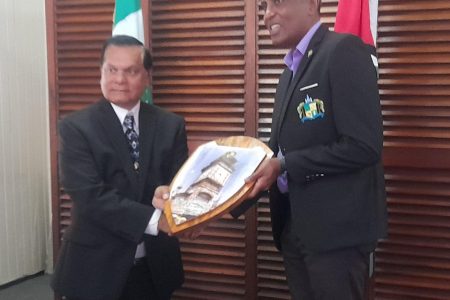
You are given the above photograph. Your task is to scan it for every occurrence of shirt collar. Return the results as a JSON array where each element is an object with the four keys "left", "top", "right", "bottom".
[
  {"left": 284, "top": 21, "right": 321, "bottom": 72},
  {"left": 110, "top": 101, "right": 141, "bottom": 133}
]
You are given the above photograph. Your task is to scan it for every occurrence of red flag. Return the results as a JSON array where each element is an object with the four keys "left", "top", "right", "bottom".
[{"left": 334, "top": 0, "right": 378, "bottom": 47}]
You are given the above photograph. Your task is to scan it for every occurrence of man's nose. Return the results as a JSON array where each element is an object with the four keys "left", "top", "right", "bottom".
[
  {"left": 115, "top": 71, "right": 126, "bottom": 83},
  {"left": 264, "top": 3, "right": 275, "bottom": 21}
]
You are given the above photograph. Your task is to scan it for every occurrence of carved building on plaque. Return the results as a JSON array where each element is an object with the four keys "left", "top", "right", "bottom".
[{"left": 171, "top": 151, "right": 237, "bottom": 224}]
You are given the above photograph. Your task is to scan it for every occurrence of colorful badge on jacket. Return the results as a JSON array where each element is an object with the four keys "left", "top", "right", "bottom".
[{"left": 297, "top": 94, "right": 325, "bottom": 123}]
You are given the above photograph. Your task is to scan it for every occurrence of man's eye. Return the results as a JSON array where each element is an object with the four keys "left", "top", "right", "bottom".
[
  {"left": 109, "top": 67, "right": 117, "bottom": 74},
  {"left": 125, "top": 69, "right": 139, "bottom": 76}
]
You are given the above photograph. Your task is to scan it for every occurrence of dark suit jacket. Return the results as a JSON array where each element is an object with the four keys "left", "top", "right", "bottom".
[
  {"left": 51, "top": 99, "right": 188, "bottom": 300},
  {"left": 269, "top": 25, "right": 388, "bottom": 252}
]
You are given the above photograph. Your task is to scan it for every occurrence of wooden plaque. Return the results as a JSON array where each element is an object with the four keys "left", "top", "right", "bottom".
[{"left": 163, "top": 136, "right": 273, "bottom": 234}]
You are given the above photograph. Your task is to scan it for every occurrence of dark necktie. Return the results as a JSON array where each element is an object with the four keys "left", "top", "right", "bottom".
[{"left": 123, "top": 114, "right": 139, "bottom": 171}]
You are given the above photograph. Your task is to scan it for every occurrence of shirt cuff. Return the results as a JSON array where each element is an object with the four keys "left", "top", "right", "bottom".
[{"left": 145, "top": 209, "right": 162, "bottom": 236}]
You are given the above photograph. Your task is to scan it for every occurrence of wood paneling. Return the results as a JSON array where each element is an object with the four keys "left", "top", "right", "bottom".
[
  {"left": 55, "top": 0, "right": 114, "bottom": 117},
  {"left": 375, "top": 0, "right": 450, "bottom": 298},
  {"left": 149, "top": 1, "right": 257, "bottom": 299},
  {"left": 48, "top": 0, "right": 450, "bottom": 299},
  {"left": 150, "top": 0, "right": 249, "bottom": 150}
]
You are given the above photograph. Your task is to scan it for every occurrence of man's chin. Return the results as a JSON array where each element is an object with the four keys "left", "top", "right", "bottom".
[
  {"left": 109, "top": 98, "right": 127, "bottom": 104},
  {"left": 108, "top": 98, "right": 139, "bottom": 108},
  {"left": 270, "top": 38, "right": 287, "bottom": 49}
]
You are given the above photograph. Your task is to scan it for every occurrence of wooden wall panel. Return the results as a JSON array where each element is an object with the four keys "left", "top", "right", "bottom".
[
  {"left": 55, "top": 0, "right": 114, "bottom": 117},
  {"left": 150, "top": 0, "right": 248, "bottom": 150},
  {"left": 375, "top": 0, "right": 450, "bottom": 298},
  {"left": 149, "top": 1, "right": 256, "bottom": 299}
]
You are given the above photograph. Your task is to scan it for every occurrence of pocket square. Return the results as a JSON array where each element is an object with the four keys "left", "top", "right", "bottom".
[{"left": 300, "top": 83, "right": 318, "bottom": 91}]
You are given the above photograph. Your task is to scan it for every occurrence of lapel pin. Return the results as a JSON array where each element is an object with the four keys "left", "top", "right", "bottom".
[{"left": 308, "top": 49, "right": 313, "bottom": 58}]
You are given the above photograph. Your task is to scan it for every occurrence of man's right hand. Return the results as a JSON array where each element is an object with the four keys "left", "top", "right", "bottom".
[
  {"left": 245, "top": 157, "right": 281, "bottom": 198},
  {"left": 153, "top": 185, "right": 206, "bottom": 239}
]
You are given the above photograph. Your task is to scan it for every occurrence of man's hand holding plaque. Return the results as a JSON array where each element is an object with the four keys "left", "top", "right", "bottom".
[{"left": 152, "top": 185, "right": 205, "bottom": 239}]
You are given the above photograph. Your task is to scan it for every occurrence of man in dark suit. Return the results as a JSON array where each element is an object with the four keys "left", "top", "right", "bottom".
[
  {"left": 51, "top": 35, "right": 188, "bottom": 300},
  {"left": 243, "top": 0, "right": 388, "bottom": 299}
]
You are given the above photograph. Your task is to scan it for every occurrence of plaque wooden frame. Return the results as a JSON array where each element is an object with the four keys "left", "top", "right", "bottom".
[{"left": 163, "top": 136, "right": 273, "bottom": 234}]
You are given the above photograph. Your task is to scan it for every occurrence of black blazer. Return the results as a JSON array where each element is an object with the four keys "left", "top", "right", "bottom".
[
  {"left": 269, "top": 25, "right": 388, "bottom": 252},
  {"left": 51, "top": 99, "right": 188, "bottom": 300}
]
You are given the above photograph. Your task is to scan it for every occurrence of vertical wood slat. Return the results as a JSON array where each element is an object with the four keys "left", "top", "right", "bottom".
[
  {"left": 243, "top": 1, "right": 259, "bottom": 299},
  {"left": 47, "top": 0, "right": 62, "bottom": 280}
]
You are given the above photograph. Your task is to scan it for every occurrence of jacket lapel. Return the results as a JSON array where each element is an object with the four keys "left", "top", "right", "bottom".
[
  {"left": 271, "top": 68, "right": 292, "bottom": 151},
  {"left": 97, "top": 99, "right": 139, "bottom": 192},
  {"left": 137, "top": 103, "right": 158, "bottom": 202},
  {"left": 276, "top": 25, "right": 329, "bottom": 140}
]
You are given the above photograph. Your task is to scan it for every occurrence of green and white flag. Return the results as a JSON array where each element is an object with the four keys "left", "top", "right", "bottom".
[
  {"left": 113, "top": 0, "right": 144, "bottom": 42},
  {"left": 113, "top": 0, "right": 152, "bottom": 104}
]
